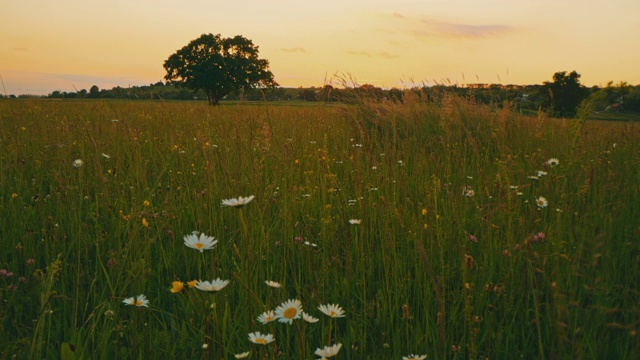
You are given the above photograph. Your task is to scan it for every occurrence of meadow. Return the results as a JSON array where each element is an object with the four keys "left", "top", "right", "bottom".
[{"left": 0, "top": 94, "right": 638, "bottom": 359}]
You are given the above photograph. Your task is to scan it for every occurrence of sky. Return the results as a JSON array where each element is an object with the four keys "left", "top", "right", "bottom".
[{"left": 1, "top": 0, "right": 639, "bottom": 95}]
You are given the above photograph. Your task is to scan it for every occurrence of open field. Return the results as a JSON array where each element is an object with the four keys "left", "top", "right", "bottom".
[{"left": 1, "top": 97, "right": 639, "bottom": 359}]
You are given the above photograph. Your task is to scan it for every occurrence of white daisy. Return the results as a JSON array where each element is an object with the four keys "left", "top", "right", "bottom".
[
  {"left": 302, "top": 312, "right": 319, "bottom": 323},
  {"left": 274, "top": 299, "right": 303, "bottom": 324},
  {"left": 256, "top": 310, "right": 276, "bottom": 324},
  {"left": 248, "top": 332, "right": 274, "bottom": 345},
  {"left": 221, "top": 195, "right": 255, "bottom": 207},
  {"left": 72, "top": 159, "right": 83, "bottom": 168},
  {"left": 183, "top": 232, "right": 218, "bottom": 252},
  {"left": 536, "top": 196, "right": 548, "bottom": 208},
  {"left": 101, "top": 153, "right": 111, "bottom": 159},
  {"left": 195, "top": 278, "right": 229, "bottom": 292},
  {"left": 537, "top": 170, "right": 548, "bottom": 177},
  {"left": 265, "top": 280, "right": 281, "bottom": 288},
  {"left": 122, "top": 294, "right": 149, "bottom": 308},
  {"left": 349, "top": 219, "right": 361, "bottom": 225},
  {"left": 234, "top": 351, "right": 250, "bottom": 358},
  {"left": 546, "top": 158, "right": 559, "bottom": 166},
  {"left": 314, "top": 343, "right": 342, "bottom": 358},
  {"left": 403, "top": 355, "right": 427, "bottom": 360},
  {"left": 318, "top": 303, "right": 345, "bottom": 318}
]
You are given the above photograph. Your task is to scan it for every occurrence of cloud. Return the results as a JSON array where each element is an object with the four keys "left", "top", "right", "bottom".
[
  {"left": 424, "top": 20, "right": 515, "bottom": 38},
  {"left": 347, "top": 50, "right": 398, "bottom": 59},
  {"left": 280, "top": 47, "right": 308, "bottom": 53}
]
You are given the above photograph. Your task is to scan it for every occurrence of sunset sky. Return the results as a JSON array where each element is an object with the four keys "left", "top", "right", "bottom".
[{"left": 2, "top": 0, "right": 639, "bottom": 95}]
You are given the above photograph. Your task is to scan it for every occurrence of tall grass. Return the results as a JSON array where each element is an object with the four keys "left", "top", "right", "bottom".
[{"left": 0, "top": 97, "right": 638, "bottom": 359}]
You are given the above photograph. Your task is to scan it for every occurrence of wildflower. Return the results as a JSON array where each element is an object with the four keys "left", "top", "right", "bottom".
[
  {"left": 248, "top": 331, "right": 275, "bottom": 345},
  {"left": 195, "top": 278, "right": 229, "bottom": 292},
  {"left": 122, "top": 294, "right": 149, "bottom": 308},
  {"left": 302, "top": 312, "right": 320, "bottom": 323},
  {"left": 73, "top": 159, "right": 84, "bottom": 168},
  {"left": 318, "top": 303, "right": 345, "bottom": 318},
  {"left": 11, "top": 193, "right": 18, "bottom": 199},
  {"left": 257, "top": 310, "right": 276, "bottom": 324},
  {"left": 537, "top": 170, "right": 548, "bottom": 177},
  {"left": 546, "top": 158, "right": 559, "bottom": 166},
  {"left": 170, "top": 281, "right": 184, "bottom": 293},
  {"left": 235, "top": 352, "right": 250, "bottom": 359},
  {"left": 202, "top": 343, "right": 208, "bottom": 349},
  {"left": 468, "top": 234, "right": 478, "bottom": 243},
  {"left": 187, "top": 280, "right": 197, "bottom": 288},
  {"left": 528, "top": 176, "right": 539, "bottom": 180},
  {"left": 403, "top": 355, "right": 427, "bottom": 360},
  {"left": 314, "top": 343, "right": 342, "bottom": 358},
  {"left": 221, "top": 195, "right": 255, "bottom": 207},
  {"left": 101, "top": 153, "right": 111, "bottom": 159},
  {"left": 536, "top": 196, "right": 548, "bottom": 208},
  {"left": 265, "top": 280, "right": 281, "bottom": 288},
  {"left": 303, "top": 241, "right": 318, "bottom": 247},
  {"left": 183, "top": 232, "right": 218, "bottom": 252},
  {"left": 294, "top": 236, "right": 303, "bottom": 244},
  {"left": 533, "top": 232, "right": 546, "bottom": 242},
  {"left": 421, "top": 208, "right": 427, "bottom": 216},
  {"left": 349, "top": 219, "right": 361, "bottom": 225},
  {"left": 274, "top": 299, "right": 303, "bottom": 324},
  {"left": 463, "top": 187, "right": 475, "bottom": 197},
  {"left": 142, "top": 218, "right": 149, "bottom": 227}
]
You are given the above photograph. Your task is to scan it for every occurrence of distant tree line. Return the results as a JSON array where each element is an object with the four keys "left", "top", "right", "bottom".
[{"left": 2, "top": 71, "right": 639, "bottom": 119}]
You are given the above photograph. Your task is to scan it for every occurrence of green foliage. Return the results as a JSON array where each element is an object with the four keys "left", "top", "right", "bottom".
[
  {"left": 539, "top": 71, "right": 591, "bottom": 118},
  {"left": 0, "top": 98, "right": 639, "bottom": 359},
  {"left": 163, "top": 33, "right": 278, "bottom": 105}
]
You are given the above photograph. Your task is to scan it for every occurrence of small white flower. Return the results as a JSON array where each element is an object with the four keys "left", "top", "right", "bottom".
[
  {"left": 318, "top": 303, "right": 345, "bottom": 318},
  {"left": 528, "top": 176, "right": 539, "bottom": 180},
  {"left": 202, "top": 343, "right": 208, "bottom": 349},
  {"left": 195, "top": 278, "right": 230, "bottom": 292},
  {"left": 403, "top": 355, "right": 427, "bottom": 360},
  {"left": 257, "top": 310, "right": 276, "bottom": 324},
  {"left": 122, "top": 294, "right": 149, "bottom": 308},
  {"left": 235, "top": 351, "right": 250, "bottom": 359},
  {"left": 72, "top": 159, "right": 84, "bottom": 168},
  {"left": 536, "top": 196, "right": 548, "bottom": 208},
  {"left": 546, "top": 158, "right": 559, "bottom": 166},
  {"left": 537, "top": 170, "right": 548, "bottom": 177},
  {"left": 314, "top": 343, "right": 342, "bottom": 358},
  {"left": 183, "top": 232, "right": 218, "bottom": 252},
  {"left": 274, "top": 299, "right": 303, "bottom": 324},
  {"left": 302, "top": 312, "right": 319, "bottom": 323},
  {"left": 101, "top": 153, "right": 111, "bottom": 159},
  {"left": 221, "top": 195, "right": 255, "bottom": 207},
  {"left": 265, "top": 280, "right": 281, "bottom": 288},
  {"left": 349, "top": 219, "right": 361, "bottom": 225},
  {"left": 248, "top": 332, "right": 275, "bottom": 345}
]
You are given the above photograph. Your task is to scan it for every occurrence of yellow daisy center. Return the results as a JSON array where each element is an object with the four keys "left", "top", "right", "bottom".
[
  {"left": 537, "top": 200, "right": 544, "bottom": 206},
  {"left": 256, "top": 338, "right": 267, "bottom": 344},
  {"left": 135, "top": 300, "right": 142, "bottom": 306},
  {"left": 283, "top": 307, "right": 298, "bottom": 319},
  {"left": 195, "top": 243, "right": 204, "bottom": 249}
]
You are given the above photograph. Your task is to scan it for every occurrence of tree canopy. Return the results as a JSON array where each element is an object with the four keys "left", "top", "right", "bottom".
[
  {"left": 163, "top": 33, "right": 278, "bottom": 105},
  {"left": 539, "top": 71, "right": 590, "bottom": 118}
]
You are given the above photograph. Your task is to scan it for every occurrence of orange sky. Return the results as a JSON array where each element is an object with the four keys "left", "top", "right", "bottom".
[{"left": 1, "top": 0, "right": 639, "bottom": 95}]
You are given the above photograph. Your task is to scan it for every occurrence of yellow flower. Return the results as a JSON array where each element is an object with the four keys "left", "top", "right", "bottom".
[
  {"left": 142, "top": 218, "right": 149, "bottom": 227},
  {"left": 187, "top": 280, "right": 197, "bottom": 288},
  {"left": 421, "top": 208, "right": 427, "bottom": 216},
  {"left": 11, "top": 193, "right": 18, "bottom": 199},
  {"left": 170, "top": 281, "right": 184, "bottom": 293},
  {"left": 143, "top": 200, "right": 150, "bottom": 207}
]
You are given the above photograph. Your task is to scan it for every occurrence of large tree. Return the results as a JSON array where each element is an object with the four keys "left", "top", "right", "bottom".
[
  {"left": 163, "top": 33, "right": 278, "bottom": 105},
  {"left": 540, "top": 71, "right": 590, "bottom": 118}
]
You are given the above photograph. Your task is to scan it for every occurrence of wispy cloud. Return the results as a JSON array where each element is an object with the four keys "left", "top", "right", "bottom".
[
  {"left": 280, "top": 47, "right": 308, "bottom": 53},
  {"left": 389, "top": 13, "right": 516, "bottom": 40},
  {"left": 347, "top": 50, "right": 398, "bottom": 59},
  {"left": 423, "top": 20, "right": 515, "bottom": 38}
]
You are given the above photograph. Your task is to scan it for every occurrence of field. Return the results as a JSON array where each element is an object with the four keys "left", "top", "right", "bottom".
[{"left": 1, "top": 96, "right": 639, "bottom": 359}]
